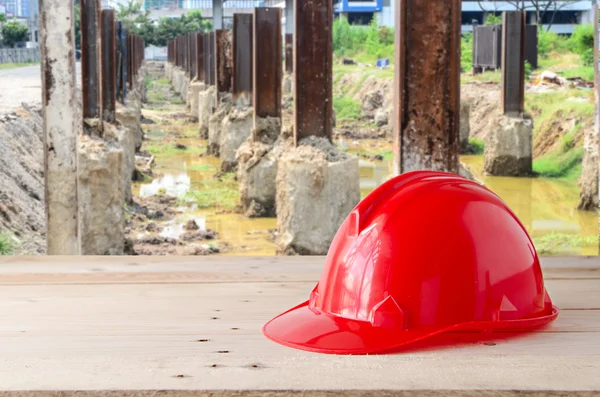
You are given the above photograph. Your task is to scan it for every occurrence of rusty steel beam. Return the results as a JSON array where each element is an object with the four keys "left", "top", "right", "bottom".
[
  {"left": 127, "top": 33, "right": 133, "bottom": 89},
  {"left": 233, "top": 14, "right": 253, "bottom": 104},
  {"left": 501, "top": 11, "right": 526, "bottom": 115},
  {"left": 80, "top": 0, "right": 102, "bottom": 134},
  {"left": 210, "top": 31, "right": 216, "bottom": 86},
  {"left": 120, "top": 24, "right": 128, "bottom": 102},
  {"left": 285, "top": 33, "right": 293, "bottom": 74},
  {"left": 101, "top": 9, "right": 116, "bottom": 123},
  {"left": 294, "top": 1, "right": 331, "bottom": 142},
  {"left": 253, "top": 8, "right": 281, "bottom": 119},
  {"left": 190, "top": 32, "right": 198, "bottom": 80},
  {"left": 196, "top": 33, "right": 205, "bottom": 82},
  {"left": 393, "top": 0, "right": 461, "bottom": 175},
  {"left": 39, "top": 0, "right": 80, "bottom": 255},
  {"left": 215, "top": 29, "right": 233, "bottom": 94},
  {"left": 204, "top": 33, "right": 211, "bottom": 85}
]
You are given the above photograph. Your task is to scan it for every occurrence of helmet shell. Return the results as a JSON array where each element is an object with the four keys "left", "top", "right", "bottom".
[{"left": 263, "top": 171, "right": 558, "bottom": 354}]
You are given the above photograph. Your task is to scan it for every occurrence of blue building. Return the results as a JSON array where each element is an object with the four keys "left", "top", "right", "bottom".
[
  {"left": 0, "top": 0, "right": 19, "bottom": 17},
  {"left": 335, "top": 0, "right": 594, "bottom": 34},
  {"left": 20, "top": 0, "right": 38, "bottom": 19},
  {"left": 334, "top": 0, "right": 386, "bottom": 25}
]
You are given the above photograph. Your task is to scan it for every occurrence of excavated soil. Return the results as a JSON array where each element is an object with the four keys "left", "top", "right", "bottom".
[{"left": 0, "top": 105, "right": 46, "bottom": 255}]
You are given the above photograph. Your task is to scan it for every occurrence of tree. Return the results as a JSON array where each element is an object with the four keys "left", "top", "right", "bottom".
[
  {"left": 0, "top": 13, "right": 6, "bottom": 25},
  {"left": 1, "top": 19, "right": 29, "bottom": 48},
  {"left": 477, "top": 0, "right": 579, "bottom": 31},
  {"left": 74, "top": 4, "right": 81, "bottom": 49}
]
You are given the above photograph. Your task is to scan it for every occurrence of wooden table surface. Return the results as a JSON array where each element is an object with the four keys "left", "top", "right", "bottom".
[{"left": 0, "top": 256, "right": 599, "bottom": 396}]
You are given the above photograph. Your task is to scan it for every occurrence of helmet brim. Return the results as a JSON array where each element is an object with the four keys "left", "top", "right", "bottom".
[{"left": 263, "top": 301, "right": 559, "bottom": 355}]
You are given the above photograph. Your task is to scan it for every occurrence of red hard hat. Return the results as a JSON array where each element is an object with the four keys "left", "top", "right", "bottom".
[{"left": 263, "top": 171, "right": 559, "bottom": 354}]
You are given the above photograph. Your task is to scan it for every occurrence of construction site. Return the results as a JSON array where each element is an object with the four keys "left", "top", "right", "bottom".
[{"left": 0, "top": 0, "right": 599, "bottom": 394}]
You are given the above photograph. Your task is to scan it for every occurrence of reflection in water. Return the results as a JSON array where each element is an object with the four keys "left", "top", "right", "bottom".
[
  {"left": 136, "top": 122, "right": 597, "bottom": 256},
  {"left": 461, "top": 155, "right": 598, "bottom": 256},
  {"left": 140, "top": 172, "right": 191, "bottom": 198}
]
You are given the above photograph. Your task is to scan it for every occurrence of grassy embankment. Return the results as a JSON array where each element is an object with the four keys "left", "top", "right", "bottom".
[{"left": 333, "top": 19, "right": 595, "bottom": 182}]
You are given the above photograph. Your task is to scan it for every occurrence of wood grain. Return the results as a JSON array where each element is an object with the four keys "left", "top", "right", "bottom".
[{"left": 0, "top": 257, "right": 597, "bottom": 394}]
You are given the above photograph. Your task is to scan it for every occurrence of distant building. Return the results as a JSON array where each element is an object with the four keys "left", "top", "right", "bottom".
[
  {"left": 335, "top": 0, "right": 594, "bottom": 34},
  {"left": 0, "top": 0, "right": 19, "bottom": 17},
  {"left": 19, "top": 0, "right": 38, "bottom": 19}
]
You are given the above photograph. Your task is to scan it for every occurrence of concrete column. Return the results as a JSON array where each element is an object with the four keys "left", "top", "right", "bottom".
[
  {"left": 208, "top": 29, "right": 233, "bottom": 156},
  {"left": 484, "top": 11, "right": 533, "bottom": 176},
  {"left": 39, "top": 0, "right": 80, "bottom": 255},
  {"left": 276, "top": 0, "right": 360, "bottom": 255},
  {"left": 393, "top": 0, "right": 461, "bottom": 175},
  {"left": 213, "top": 0, "right": 223, "bottom": 30},
  {"left": 579, "top": 3, "right": 600, "bottom": 210},
  {"left": 78, "top": 0, "right": 125, "bottom": 255}
]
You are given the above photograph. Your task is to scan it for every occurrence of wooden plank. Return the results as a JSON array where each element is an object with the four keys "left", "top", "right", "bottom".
[
  {"left": 0, "top": 280, "right": 599, "bottom": 392},
  {"left": 0, "top": 257, "right": 597, "bottom": 285}
]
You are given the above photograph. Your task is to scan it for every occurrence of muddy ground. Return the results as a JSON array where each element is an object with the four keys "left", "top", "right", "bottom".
[{"left": 0, "top": 62, "right": 597, "bottom": 256}]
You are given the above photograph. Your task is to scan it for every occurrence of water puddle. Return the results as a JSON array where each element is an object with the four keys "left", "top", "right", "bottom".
[
  {"left": 462, "top": 155, "right": 598, "bottom": 256},
  {"left": 136, "top": 107, "right": 597, "bottom": 257}
]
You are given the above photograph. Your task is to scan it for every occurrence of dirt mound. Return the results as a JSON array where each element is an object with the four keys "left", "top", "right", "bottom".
[
  {"left": 461, "top": 82, "right": 502, "bottom": 142},
  {"left": 0, "top": 105, "right": 46, "bottom": 255}
]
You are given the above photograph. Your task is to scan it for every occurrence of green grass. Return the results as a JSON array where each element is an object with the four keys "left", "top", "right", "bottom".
[
  {"left": 526, "top": 90, "right": 594, "bottom": 138},
  {"left": 0, "top": 233, "right": 14, "bottom": 255},
  {"left": 461, "top": 70, "right": 502, "bottom": 84},
  {"left": 333, "top": 97, "right": 361, "bottom": 120},
  {"left": 170, "top": 97, "right": 185, "bottom": 105},
  {"left": 0, "top": 62, "right": 38, "bottom": 70},
  {"left": 558, "top": 66, "right": 594, "bottom": 82},
  {"left": 349, "top": 73, "right": 370, "bottom": 97},
  {"left": 183, "top": 129, "right": 199, "bottom": 138},
  {"left": 468, "top": 138, "right": 485, "bottom": 155},
  {"left": 181, "top": 174, "right": 238, "bottom": 210},
  {"left": 147, "top": 91, "right": 167, "bottom": 104},
  {"left": 333, "top": 63, "right": 394, "bottom": 80},
  {"left": 533, "top": 233, "right": 598, "bottom": 256},
  {"left": 533, "top": 147, "right": 584, "bottom": 181}
]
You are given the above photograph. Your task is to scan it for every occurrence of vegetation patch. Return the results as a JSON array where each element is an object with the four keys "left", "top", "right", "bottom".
[
  {"left": 468, "top": 138, "right": 485, "bottom": 155},
  {"left": 526, "top": 91, "right": 593, "bottom": 139},
  {"left": 333, "top": 17, "right": 394, "bottom": 64},
  {"left": 181, "top": 174, "right": 238, "bottom": 210},
  {"left": 170, "top": 97, "right": 186, "bottom": 105},
  {"left": 533, "top": 233, "right": 598, "bottom": 256},
  {"left": 147, "top": 91, "right": 167, "bottom": 104},
  {"left": 333, "top": 97, "right": 361, "bottom": 120},
  {"left": 0, "top": 233, "right": 14, "bottom": 256},
  {"left": 533, "top": 146, "right": 584, "bottom": 181}
]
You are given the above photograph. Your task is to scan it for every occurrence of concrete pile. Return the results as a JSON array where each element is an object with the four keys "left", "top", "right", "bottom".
[
  {"left": 578, "top": 124, "right": 599, "bottom": 211},
  {"left": 484, "top": 113, "right": 533, "bottom": 176},
  {"left": 236, "top": 117, "right": 285, "bottom": 218},
  {"left": 207, "top": 94, "right": 232, "bottom": 156},
  {"left": 276, "top": 136, "right": 361, "bottom": 255},
  {"left": 220, "top": 104, "right": 253, "bottom": 172},
  {"left": 79, "top": 64, "right": 148, "bottom": 255}
]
